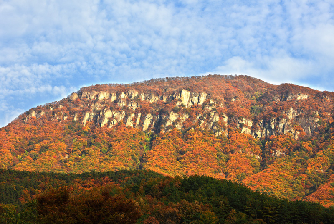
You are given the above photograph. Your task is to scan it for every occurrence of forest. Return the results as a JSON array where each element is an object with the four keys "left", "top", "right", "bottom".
[
  {"left": 1, "top": 169, "right": 334, "bottom": 223},
  {"left": 1, "top": 121, "right": 334, "bottom": 207}
]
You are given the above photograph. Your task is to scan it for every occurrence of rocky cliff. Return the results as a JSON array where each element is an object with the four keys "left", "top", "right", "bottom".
[{"left": 22, "top": 75, "right": 333, "bottom": 139}]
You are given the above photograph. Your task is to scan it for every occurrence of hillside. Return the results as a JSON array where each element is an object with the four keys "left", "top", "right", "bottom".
[{"left": 1, "top": 74, "right": 334, "bottom": 206}]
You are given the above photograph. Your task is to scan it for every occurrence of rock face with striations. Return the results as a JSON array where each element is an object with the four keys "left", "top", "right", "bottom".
[{"left": 21, "top": 75, "right": 333, "bottom": 139}]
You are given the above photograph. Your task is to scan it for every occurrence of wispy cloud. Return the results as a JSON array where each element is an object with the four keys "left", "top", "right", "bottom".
[
  {"left": 211, "top": 56, "right": 317, "bottom": 85},
  {"left": 0, "top": 0, "right": 334, "bottom": 127}
]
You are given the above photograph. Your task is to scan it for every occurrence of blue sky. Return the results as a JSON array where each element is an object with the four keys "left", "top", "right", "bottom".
[{"left": 1, "top": 0, "right": 334, "bottom": 127}]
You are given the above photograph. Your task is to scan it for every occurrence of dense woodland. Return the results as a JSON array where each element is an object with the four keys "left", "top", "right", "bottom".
[
  {"left": 1, "top": 169, "right": 334, "bottom": 223},
  {"left": 1, "top": 75, "right": 334, "bottom": 222}
]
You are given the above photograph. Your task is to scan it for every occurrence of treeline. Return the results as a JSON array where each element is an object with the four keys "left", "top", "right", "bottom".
[{"left": 1, "top": 169, "right": 333, "bottom": 223}]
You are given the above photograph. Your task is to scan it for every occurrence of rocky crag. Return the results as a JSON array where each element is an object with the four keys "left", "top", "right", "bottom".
[{"left": 23, "top": 75, "right": 333, "bottom": 139}]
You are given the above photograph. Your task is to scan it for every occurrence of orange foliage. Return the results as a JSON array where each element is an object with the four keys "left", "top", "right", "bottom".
[{"left": 306, "top": 175, "right": 334, "bottom": 208}]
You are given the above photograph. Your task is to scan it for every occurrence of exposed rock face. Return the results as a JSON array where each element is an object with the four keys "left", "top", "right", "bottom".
[
  {"left": 174, "top": 90, "right": 208, "bottom": 107},
  {"left": 83, "top": 112, "right": 94, "bottom": 126},
  {"left": 100, "top": 109, "right": 112, "bottom": 127},
  {"left": 128, "top": 89, "right": 138, "bottom": 99},
  {"left": 136, "top": 113, "right": 142, "bottom": 127},
  {"left": 198, "top": 92, "right": 207, "bottom": 105},
  {"left": 165, "top": 112, "right": 179, "bottom": 127},
  {"left": 70, "top": 88, "right": 211, "bottom": 133},
  {"left": 98, "top": 92, "right": 109, "bottom": 100},
  {"left": 296, "top": 94, "right": 308, "bottom": 100},
  {"left": 110, "top": 111, "right": 125, "bottom": 127},
  {"left": 143, "top": 113, "right": 153, "bottom": 131},
  {"left": 81, "top": 91, "right": 99, "bottom": 100},
  {"left": 69, "top": 93, "right": 78, "bottom": 101},
  {"left": 177, "top": 113, "right": 189, "bottom": 129},
  {"left": 180, "top": 89, "right": 190, "bottom": 106},
  {"left": 24, "top": 111, "right": 36, "bottom": 121},
  {"left": 239, "top": 118, "right": 253, "bottom": 135},
  {"left": 126, "top": 113, "right": 135, "bottom": 127},
  {"left": 21, "top": 76, "right": 332, "bottom": 139},
  {"left": 111, "top": 93, "right": 117, "bottom": 102},
  {"left": 287, "top": 93, "right": 309, "bottom": 101}
]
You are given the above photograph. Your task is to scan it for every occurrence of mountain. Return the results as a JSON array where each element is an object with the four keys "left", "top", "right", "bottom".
[{"left": 1, "top": 74, "right": 334, "bottom": 206}]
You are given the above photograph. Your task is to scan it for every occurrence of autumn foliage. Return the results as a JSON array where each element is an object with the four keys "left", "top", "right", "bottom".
[{"left": 1, "top": 74, "right": 334, "bottom": 209}]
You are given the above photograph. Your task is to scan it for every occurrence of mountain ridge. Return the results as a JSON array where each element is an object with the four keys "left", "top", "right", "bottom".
[{"left": 15, "top": 74, "right": 333, "bottom": 139}]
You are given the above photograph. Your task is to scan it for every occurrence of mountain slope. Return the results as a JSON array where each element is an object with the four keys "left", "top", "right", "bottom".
[{"left": 1, "top": 74, "right": 334, "bottom": 206}]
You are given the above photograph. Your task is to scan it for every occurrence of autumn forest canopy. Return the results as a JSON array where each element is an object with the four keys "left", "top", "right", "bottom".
[{"left": 1, "top": 74, "right": 334, "bottom": 223}]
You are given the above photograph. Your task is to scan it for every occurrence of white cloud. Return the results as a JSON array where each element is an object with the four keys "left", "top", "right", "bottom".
[
  {"left": 1, "top": 108, "right": 24, "bottom": 128},
  {"left": 293, "top": 24, "right": 334, "bottom": 60},
  {"left": 212, "top": 56, "right": 316, "bottom": 85}
]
